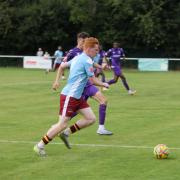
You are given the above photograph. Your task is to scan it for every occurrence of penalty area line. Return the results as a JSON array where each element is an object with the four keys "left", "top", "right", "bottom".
[{"left": 0, "top": 140, "right": 179, "bottom": 150}]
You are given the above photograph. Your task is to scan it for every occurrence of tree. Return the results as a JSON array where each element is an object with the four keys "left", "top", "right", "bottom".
[{"left": 0, "top": 0, "right": 179, "bottom": 57}]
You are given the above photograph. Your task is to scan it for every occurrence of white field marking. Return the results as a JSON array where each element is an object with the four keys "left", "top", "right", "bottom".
[
  {"left": 0, "top": 81, "right": 52, "bottom": 87},
  {"left": 0, "top": 140, "right": 180, "bottom": 150}
]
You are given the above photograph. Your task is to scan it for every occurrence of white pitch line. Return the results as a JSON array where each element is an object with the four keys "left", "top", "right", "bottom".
[
  {"left": 0, "top": 140, "right": 180, "bottom": 150},
  {"left": 0, "top": 140, "right": 152, "bottom": 149},
  {"left": 0, "top": 81, "right": 52, "bottom": 87}
]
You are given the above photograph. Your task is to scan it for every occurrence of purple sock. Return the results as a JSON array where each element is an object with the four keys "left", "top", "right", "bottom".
[
  {"left": 101, "top": 74, "right": 106, "bottom": 82},
  {"left": 99, "top": 104, "right": 107, "bottom": 125},
  {"left": 107, "top": 79, "right": 116, "bottom": 85},
  {"left": 121, "top": 79, "right": 130, "bottom": 90}
]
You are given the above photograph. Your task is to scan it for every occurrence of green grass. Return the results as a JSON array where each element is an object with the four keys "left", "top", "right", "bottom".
[{"left": 0, "top": 67, "right": 180, "bottom": 180}]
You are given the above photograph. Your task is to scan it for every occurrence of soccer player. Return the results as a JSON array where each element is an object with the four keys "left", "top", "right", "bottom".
[
  {"left": 93, "top": 45, "right": 109, "bottom": 91},
  {"left": 34, "top": 37, "right": 109, "bottom": 156},
  {"left": 63, "top": 32, "right": 89, "bottom": 62},
  {"left": 46, "top": 46, "right": 65, "bottom": 79},
  {"left": 106, "top": 42, "right": 136, "bottom": 95},
  {"left": 63, "top": 32, "right": 113, "bottom": 136},
  {"left": 53, "top": 46, "right": 64, "bottom": 70}
]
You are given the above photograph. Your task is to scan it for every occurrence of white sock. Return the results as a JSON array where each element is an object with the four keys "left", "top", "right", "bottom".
[
  {"left": 99, "top": 125, "right": 105, "bottom": 130},
  {"left": 64, "top": 128, "right": 71, "bottom": 136},
  {"left": 37, "top": 140, "right": 45, "bottom": 149}
]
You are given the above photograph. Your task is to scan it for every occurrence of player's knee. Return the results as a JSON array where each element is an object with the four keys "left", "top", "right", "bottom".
[
  {"left": 57, "top": 121, "right": 68, "bottom": 130},
  {"left": 99, "top": 96, "right": 107, "bottom": 105},
  {"left": 120, "top": 75, "right": 126, "bottom": 80},
  {"left": 95, "top": 92, "right": 107, "bottom": 105},
  {"left": 101, "top": 99, "right": 107, "bottom": 105},
  {"left": 113, "top": 77, "right": 118, "bottom": 82}
]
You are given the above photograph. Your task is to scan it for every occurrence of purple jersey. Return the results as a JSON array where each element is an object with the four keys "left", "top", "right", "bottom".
[
  {"left": 99, "top": 50, "right": 106, "bottom": 65},
  {"left": 106, "top": 48, "right": 125, "bottom": 66},
  {"left": 106, "top": 48, "right": 125, "bottom": 76},
  {"left": 66, "top": 47, "right": 82, "bottom": 61}
]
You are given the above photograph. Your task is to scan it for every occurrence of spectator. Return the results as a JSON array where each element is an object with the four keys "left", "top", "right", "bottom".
[
  {"left": 43, "top": 51, "right": 50, "bottom": 59},
  {"left": 36, "top": 48, "right": 44, "bottom": 56}
]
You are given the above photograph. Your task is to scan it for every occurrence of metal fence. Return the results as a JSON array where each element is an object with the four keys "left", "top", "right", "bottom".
[{"left": 0, "top": 55, "right": 180, "bottom": 70}]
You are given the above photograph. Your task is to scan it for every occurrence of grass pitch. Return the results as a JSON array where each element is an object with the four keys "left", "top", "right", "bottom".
[{"left": 0, "top": 67, "right": 180, "bottom": 180}]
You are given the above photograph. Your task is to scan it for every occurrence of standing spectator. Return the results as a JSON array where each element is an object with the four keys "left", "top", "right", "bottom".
[
  {"left": 106, "top": 42, "right": 136, "bottom": 95},
  {"left": 36, "top": 48, "right": 44, "bottom": 56},
  {"left": 43, "top": 51, "right": 50, "bottom": 59}
]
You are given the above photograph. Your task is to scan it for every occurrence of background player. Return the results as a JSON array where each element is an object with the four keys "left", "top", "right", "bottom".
[
  {"left": 93, "top": 45, "right": 109, "bottom": 91},
  {"left": 106, "top": 42, "right": 136, "bottom": 95},
  {"left": 46, "top": 46, "right": 65, "bottom": 79}
]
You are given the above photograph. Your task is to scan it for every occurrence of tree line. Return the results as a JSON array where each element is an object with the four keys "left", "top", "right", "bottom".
[{"left": 0, "top": 0, "right": 179, "bottom": 57}]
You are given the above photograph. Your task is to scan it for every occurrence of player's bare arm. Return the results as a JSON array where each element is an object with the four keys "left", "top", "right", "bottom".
[
  {"left": 89, "top": 76, "right": 109, "bottom": 88},
  {"left": 52, "top": 62, "right": 69, "bottom": 90},
  {"left": 93, "top": 62, "right": 102, "bottom": 69}
]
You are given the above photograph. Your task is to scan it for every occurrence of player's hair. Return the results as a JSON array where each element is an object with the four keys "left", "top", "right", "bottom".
[
  {"left": 83, "top": 37, "right": 99, "bottom": 50},
  {"left": 113, "top": 42, "right": 120, "bottom": 47},
  {"left": 77, "top": 32, "right": 90, "bottom": 39}
]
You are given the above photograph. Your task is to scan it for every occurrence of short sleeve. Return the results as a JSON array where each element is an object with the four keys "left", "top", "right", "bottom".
[
  {"left": 84, "top": 58, "right": 94, "bottom": 77},
  {"left": 66, "top": 50, "right": 74, "bottom": 61},
  {"left": 65, "top": 59, "right": 72, "bottom": 67}
]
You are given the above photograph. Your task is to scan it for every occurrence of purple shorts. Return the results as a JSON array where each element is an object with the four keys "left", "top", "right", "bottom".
[
  {"left": 112, "top": 65, "right": 122, "bottom": 76},
  {"left": 82, "top": 84, "right": 99, "bottom": 101}
]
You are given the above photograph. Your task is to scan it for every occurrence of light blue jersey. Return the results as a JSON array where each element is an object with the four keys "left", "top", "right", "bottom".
[
  {"left": 61, "top": 53, "right": 94, "bottom": 99},
  {"left": 93, "top": 53, "right": 100, "bottom": 64},
  {"left": 54, "top": 50, "right": 63, "bottom": 64}
]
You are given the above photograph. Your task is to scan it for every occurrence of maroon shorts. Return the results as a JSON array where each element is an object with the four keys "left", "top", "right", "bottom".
[
  {"left": 54, "top": 63, "right": 60, "bottom": 70},
  {"left": 59, "top": 94, "right": 89, "bottom": 117}
]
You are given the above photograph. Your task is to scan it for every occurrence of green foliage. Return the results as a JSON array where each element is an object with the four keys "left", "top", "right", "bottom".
[{"left": 0, "top": 0, "right": 179, "bottom": 56}]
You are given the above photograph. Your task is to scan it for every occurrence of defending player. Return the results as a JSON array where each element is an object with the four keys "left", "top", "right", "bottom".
[
  {"left": 63, "top": 32, "right": 113, "bottom": 136},
  {"left": 106, "top": 42, "right": 136, "bottom": 95},
  {"left": 33, "top": 37, "right": 109, "bottom": 156}
]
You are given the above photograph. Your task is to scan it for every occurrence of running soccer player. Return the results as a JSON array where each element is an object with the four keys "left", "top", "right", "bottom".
[
  {"left": 46, "top": 46, "right": 65, "bottom": 79},
  {"left": 106, "top": 42, "right": 136, "bottom": 95},
  {"left": 63, "top": 32, "right": 88, "bottom": 62},
  {"left": 33, "top": 37, "right": 109, "bottom": 156},
  {"left": 63, "top": 32, "right": 113, "bottom": 136}
]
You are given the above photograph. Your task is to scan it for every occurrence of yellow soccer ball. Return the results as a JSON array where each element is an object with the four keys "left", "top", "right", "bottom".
[{"left": 153, "top": 144, "right": 169, "bottom": 159}]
